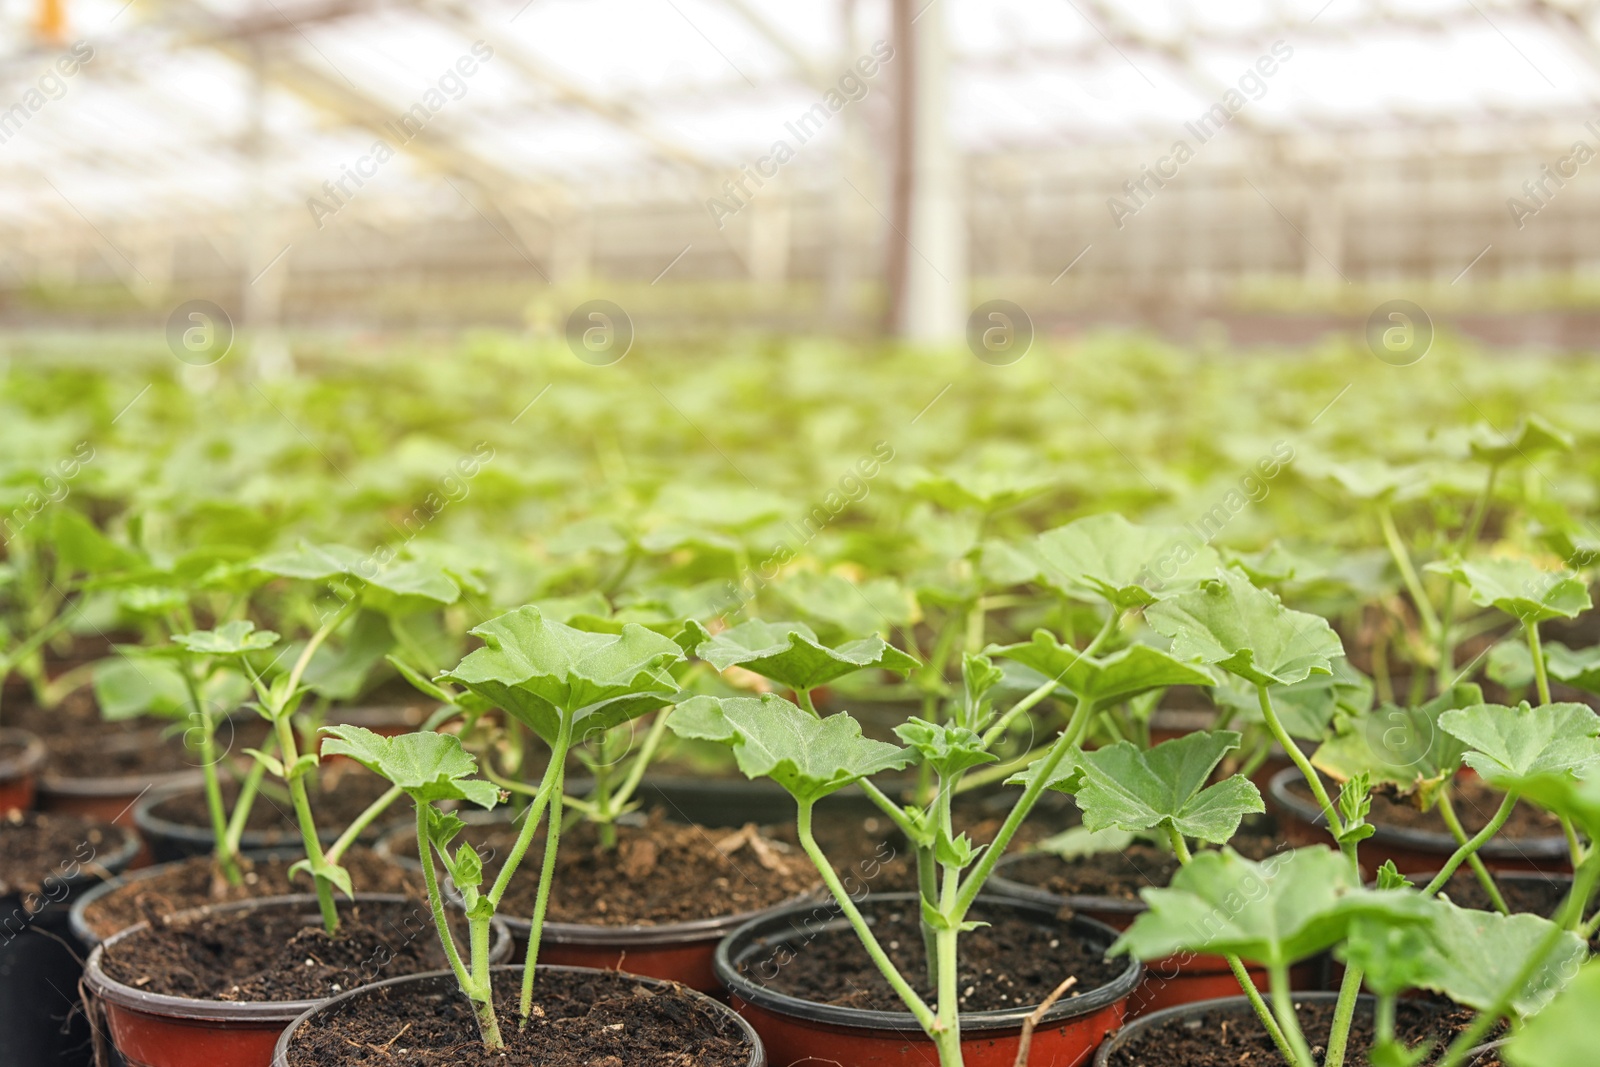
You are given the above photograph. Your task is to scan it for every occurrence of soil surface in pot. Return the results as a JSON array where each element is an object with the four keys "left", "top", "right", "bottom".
[
  {"left": 0, "top": 809, "right": 127, "bottom": 894},
  {"left": 284, "top": 968, "right": 754, "bottom": 1067},
  {"left": 12, "top": 691, "right": 195, "bottom": 778},
  {"left": 79, "top": 846, "right": 421, "bottom": 941},
  {"left": 149, "top": 766, "right": 391, "bottom": 835},
  {"left": 746, "top": 901, "right": 1126, "bottom": 1013},
  {"left": 438, "top": 813, "right": 817, "bottom": 925},
  {"left": 1287, "top": 776, "right": 1561, "bottom": 839},
  {"left": 0, "top": 731, "right": 38, "bottom": 768},
  {"left": 1003, "top": 829, "right": 1283, "bottom": 902},
  {"left": 1103, "top": 998, "right": 1500, "bottom": 1066},
  {"left": 100, "top": 897, "right": 474, "bottom": 1001}
]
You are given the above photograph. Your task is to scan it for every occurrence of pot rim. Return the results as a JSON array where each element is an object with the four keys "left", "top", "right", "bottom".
[
  {"left": 83, "top": 892, "right": 512, "bottom": 1022},
  {"left": 989, "top": 852, "right": 1147, "bottom": 916},
  {"left": 1268, "top": 766, "right": 1570, "bottom": 857},
  {"left": 714, "top": 890, "right": 1143, "bottom": 1034},
  {"left": 132, "top": 780, "right": 391, "bottom": 848},
  {"left": 270, "top": 963, "right": 767, "bottom": 1066},
  {"left": 1091, "top": 992, "right": 1501, "bottom": 1066},
  {"left": 69, "top": 846, "right": 339, "bottom": 947},
  {"left": 0, "top": 727, "right": 47, "bottom": 783}
]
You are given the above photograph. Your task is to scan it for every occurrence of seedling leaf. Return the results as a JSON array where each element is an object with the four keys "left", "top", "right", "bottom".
[
  {"left": 320, "top": 725, "right": 499, "bottom": 808},
  {"left": 1146, "top": 570, "right": 1345, "bottom": 687},
  {"left": 1072, "top": 730, "right": 1265, "bottom": 844}
]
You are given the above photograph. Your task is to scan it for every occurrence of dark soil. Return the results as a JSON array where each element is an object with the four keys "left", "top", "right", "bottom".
[
  {"left": 1104, "top": 998, "right": 1502, "bottom": 1066},
  {"left": 148, "top": 765, "right": 393, "bottom": 836},
  {"left": 0, "top": 809, "right": 129, "bottom": 896},
  {"left": 426, "top": 814, "right": 818, "bottom": 926},
  {"left": 99, "top": 897, "right": 473, "bottom": 1001},
  {"left": 1288, "top": 776, "right": 1562, "bottom": 839},
  {"left": 79, "top": 846, "right": 423, "bottom": 941},
  {"left": 283, "top": 968, "right": 754, "bottom": 1067},
  {"left": 1002, "top": 833, "right": 1286, "bottom": 902},
  {"left": 12, "top": 690, "right": 196, "bottom": 779},
  {"left": 745, "top": 902, "right": 1128, "bottom": 1014}
]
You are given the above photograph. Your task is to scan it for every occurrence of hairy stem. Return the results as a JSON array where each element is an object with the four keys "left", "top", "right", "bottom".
[
  {"left": 1423, "top": 792, "right": 1517, "bottom": 899},
  {"left": 1528, "top": 622, "right": 1552, "bottom": 707},
  {"left": 1269, "top": 964, "right": 1318, "bottom": 1067},
  {"left": 1435, "top": 788, "right": 1510, "bottom": 914},
  {"left": 1323, "top": 961, "right": 1365, "bottom": 1067}
]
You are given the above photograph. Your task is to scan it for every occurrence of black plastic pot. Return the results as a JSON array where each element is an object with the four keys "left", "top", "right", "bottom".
[
  {"left": 1091, "top": 993, "right": 1503, "bottom": 1066},
  {"left": 716, "top": 891, "right": 1142, "bottom": 1067},
  {"left": 0, "top": 727, "right": 47, "bottom": 812},
  {"left": 83, "top": 893, "right": 513, "bottom": 1067},
  {"left": 0, "top": 814, "right": 140, "bottom": 1067},
  {"left": 132, "top": 782, "right": 401, "bottom": 865},
  {"left": 271, "top": 964, "right": 767, "bottom": 1066},
  {"left": 1268, "top": 767, "right": 1571, "bottom": 875}
]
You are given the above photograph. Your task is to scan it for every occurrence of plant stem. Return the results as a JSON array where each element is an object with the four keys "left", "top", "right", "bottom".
[
  {"left": 795, "top": 688, "right": 818, "bottom": 716},
  {"left": 953, "top": 696, "right": 1097, "bottom": 919},
  {"left": 415, "top": 800, "right": 497, "bottom": 1045},
  {"left": 274, "top": 714, "right": 339, "bottom": 932},
  {"left": 1377, "top": 504, "right": 1441, "bottom": 640},
  {"left": 1256, "top": 686, "right": 1346, "bottom": 842},
  {"left": 1528, "top": 621, "right": 1552, "bottom": 707},
  {"left": 325, "top": 783, "right": 403, "bottom": 865},
  {"left": 519, "top": 707, "right": 576, "bottom": 1026},
  {"left": 1323, "top": 962, "right": 1365, "bottom": 1067},
  {"left": 1560, "top": 818, "right": 1585, "bottom": 883},
  {"left": 1268, "top": 964, "right": 1317, "bottom": 1067},
  {"left": 795, "top": 799, "right": 938, "bottom": 1032},
  {"left": 222, "top": 754, "right": 270, "bottom": 863},
  {"left": 916, "top": 841, "right": 940, "bottom": 989},
  {"left": 1423, "top": 792, "right": 1517, "bottom": 898},
  {"left": 607, "top": 708, "right": 673, "bottom": 813},
  {"left": 1435, "top": 788, "right": 1510, "bottom": 915},
  {"left": 980, "top": 676, "right": 1060, "bottom": 748}
]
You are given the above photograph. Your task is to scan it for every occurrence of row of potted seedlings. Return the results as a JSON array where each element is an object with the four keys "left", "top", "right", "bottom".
[{"left": 2, "top": 507, "right": 1599, "bottom": 1065}]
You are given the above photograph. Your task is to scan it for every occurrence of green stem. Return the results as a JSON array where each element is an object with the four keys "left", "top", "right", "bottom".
[
  {"left": 274, "top": 715, "right": 339, "bottom": 932},
  {"left": 1435, "top": 788, "right": 1511, "bottom": 915},
  {"left": 1423, "top": 792, "right": 1517, "bottom": 898},
  {"left": 416, "top": 800, "right": 496, "bottom": 1043},
  {"left": 979, "top": 676, "right": 1059, "bottom": 748},
  {"left": 519, "top": 707, "right": 576, "bottom": 1025},
  {"left": 607, "top": 708, "right": 674, "bottom": 813},
  {"left": 1376, "top": 994, "right": 1396, "bottom": 1046},
  {"left": 1268, "top": 964, "right": 1318, "bottom": 1067},
  {"left": 795, "top": 799, "right": 937, "bottom": 1032},
  {"left": 1323, "top": 961, "right": 1365, "bottom": 1067},
  {"left": 953, "top": 695, "right": 1097, "bottom": 919},
  {"left": 325, "top": 783, "right": 403, "bottom": 865},
  {"left": 1377, "top": 504, "right": 1441, "bottom": 639},
  {"left": 1528, "top": 622, "right": 1552, "bottom": 707},
  {"left": 222, "top": 754, "right": 270, "bottom": 862},
  {"left": 795, "top": 688, "right": 818, "bottom": 716},
  {"left": 193, "top": 702, "right": 240, "bottom": 885},
  {"left": 1256, "top": 686, "right": 1346, "bottom": 841},
  {"left": 916, "top": 842, "right": 940, "bottom": 990},
  {"left": 952, "top": 739, "right": 1053, "bottom": 795},
  {"left": 1560, "top": 817, "right": 1585, "bottom": 881}
]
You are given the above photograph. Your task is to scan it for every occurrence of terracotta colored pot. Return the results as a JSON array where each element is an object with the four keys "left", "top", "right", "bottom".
[
  {"left": 83, "top": 894, "right": 513, "bottom": 1067},
  {"left": 1091, "top": 993, "right": 1503, "bottom": 1066},
  {"left": 987, "top": 854, "right": 1324, "bottom": 1015},
  {"left": 0, "top": 728, "right": 46, "bottom": 812},
  {"left": 1267, "top": 767, "right": 1571, "bottom": 875},
  {"left": 270, "top": 964, "right": 766, "bottom": 1066},
  {"left": 36, "top": 732, "right": 205, "bottom": 869},
  {"left": 716, "top": 892, "right": 1141, "bottom": 1067},
  {"left": 0, "top": 815, "right": 139, "bottom": 1067}
]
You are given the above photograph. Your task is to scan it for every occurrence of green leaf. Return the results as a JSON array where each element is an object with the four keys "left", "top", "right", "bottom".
[
  {"left": 1491, "top": 641, "right": 1600, "bottom": 696},
  {"left": 1438, "top": 702, "right": 1600, "bottom": 790},
  {"left": 92, "top": 655, "right": 188, "bottom": 720},
  {"left": 1507, "top": 960, "right": 1600, "bottom": 1067},
  {"left": 893, "top": 719, "right": 995, "bottom": 778},
  {"left": 958, "top": 653, "right": 1006, "bottom": 732},
  {"left": 1496, "top": 770, "right": 1600, "bottom": 840},
  {"left": 1468, "top": 415, "right": 1573, "bottom": 466},
  {"left": 1425, "top": 558, "right": 1591, "bottom": 623},
  {"left": 1147, "top": 570, "right": 1345, "bottom": 688},
  {"left": 172, "top": 620, "right": 280, "bottom": 656},
  {"left": 690, "top": 619, "right": 919, "bottom": 692},
  {"left": 1312, "top": 684, "right": 1482, "bottom": 806},
  {"left": 1215, "top": 660, "right": 1375, "bottom": 742},
  {"left": 1347, "top": 897, "right": 1585, "bottom": 1016},
  {"left": 254, "top": 543, "right": 460, "bottom": 607},
  {"left": 770, "top": 573, "right": 917, "bottom": 638},
  {"left": 443, "top": 606, "right": 684, "bottom": 740},
  {"left": 1033, "top": 825, "right": 1142, "bottom": 860},
  {"left": 1032, "top": 513, "right": 1223, "bottom": 609},
  {"left": 987, "top": 630, "right": 1215, "bottom": 706},
  {"left": 667, "top": 694, "right": 913, "bottom": 803},
  {"left": 319, "top": 725, "right": 499, "bottom": 808},
  {"left": 1071, "top": 731, "right": 1264, "bottom": 844},
  {"left": 1110, "top": 847, "right": 1434, "bottom": 968}
]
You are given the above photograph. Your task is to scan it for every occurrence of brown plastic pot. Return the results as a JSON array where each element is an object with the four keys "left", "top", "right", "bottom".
[
  {"left": 270, "top": 964, "right": 766, "bottom": 1066},
  {"left": 0, "top": 814, "right": 140, "bottom": 1067},
  {"left": 36, "top": 731, "right": 205, "bottom": 869},
  {"left": 0, "top": 727, "right": 46, "bottom": 812},
  {"left": 1268, "top": 767, "right": 1571, "bottom": 875},
  {"left": 716, "top": 892, "right": 1141, "bottom": 1067},
  {"left": 1091, "top": 992, "right": 1504, "bottom": 1066},
  {"left": 83, "top": 893, "right": 513, "bottom": 1067},
  {"left": 988, "top": 854, "right": 1322, "bottom": 1015}
]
